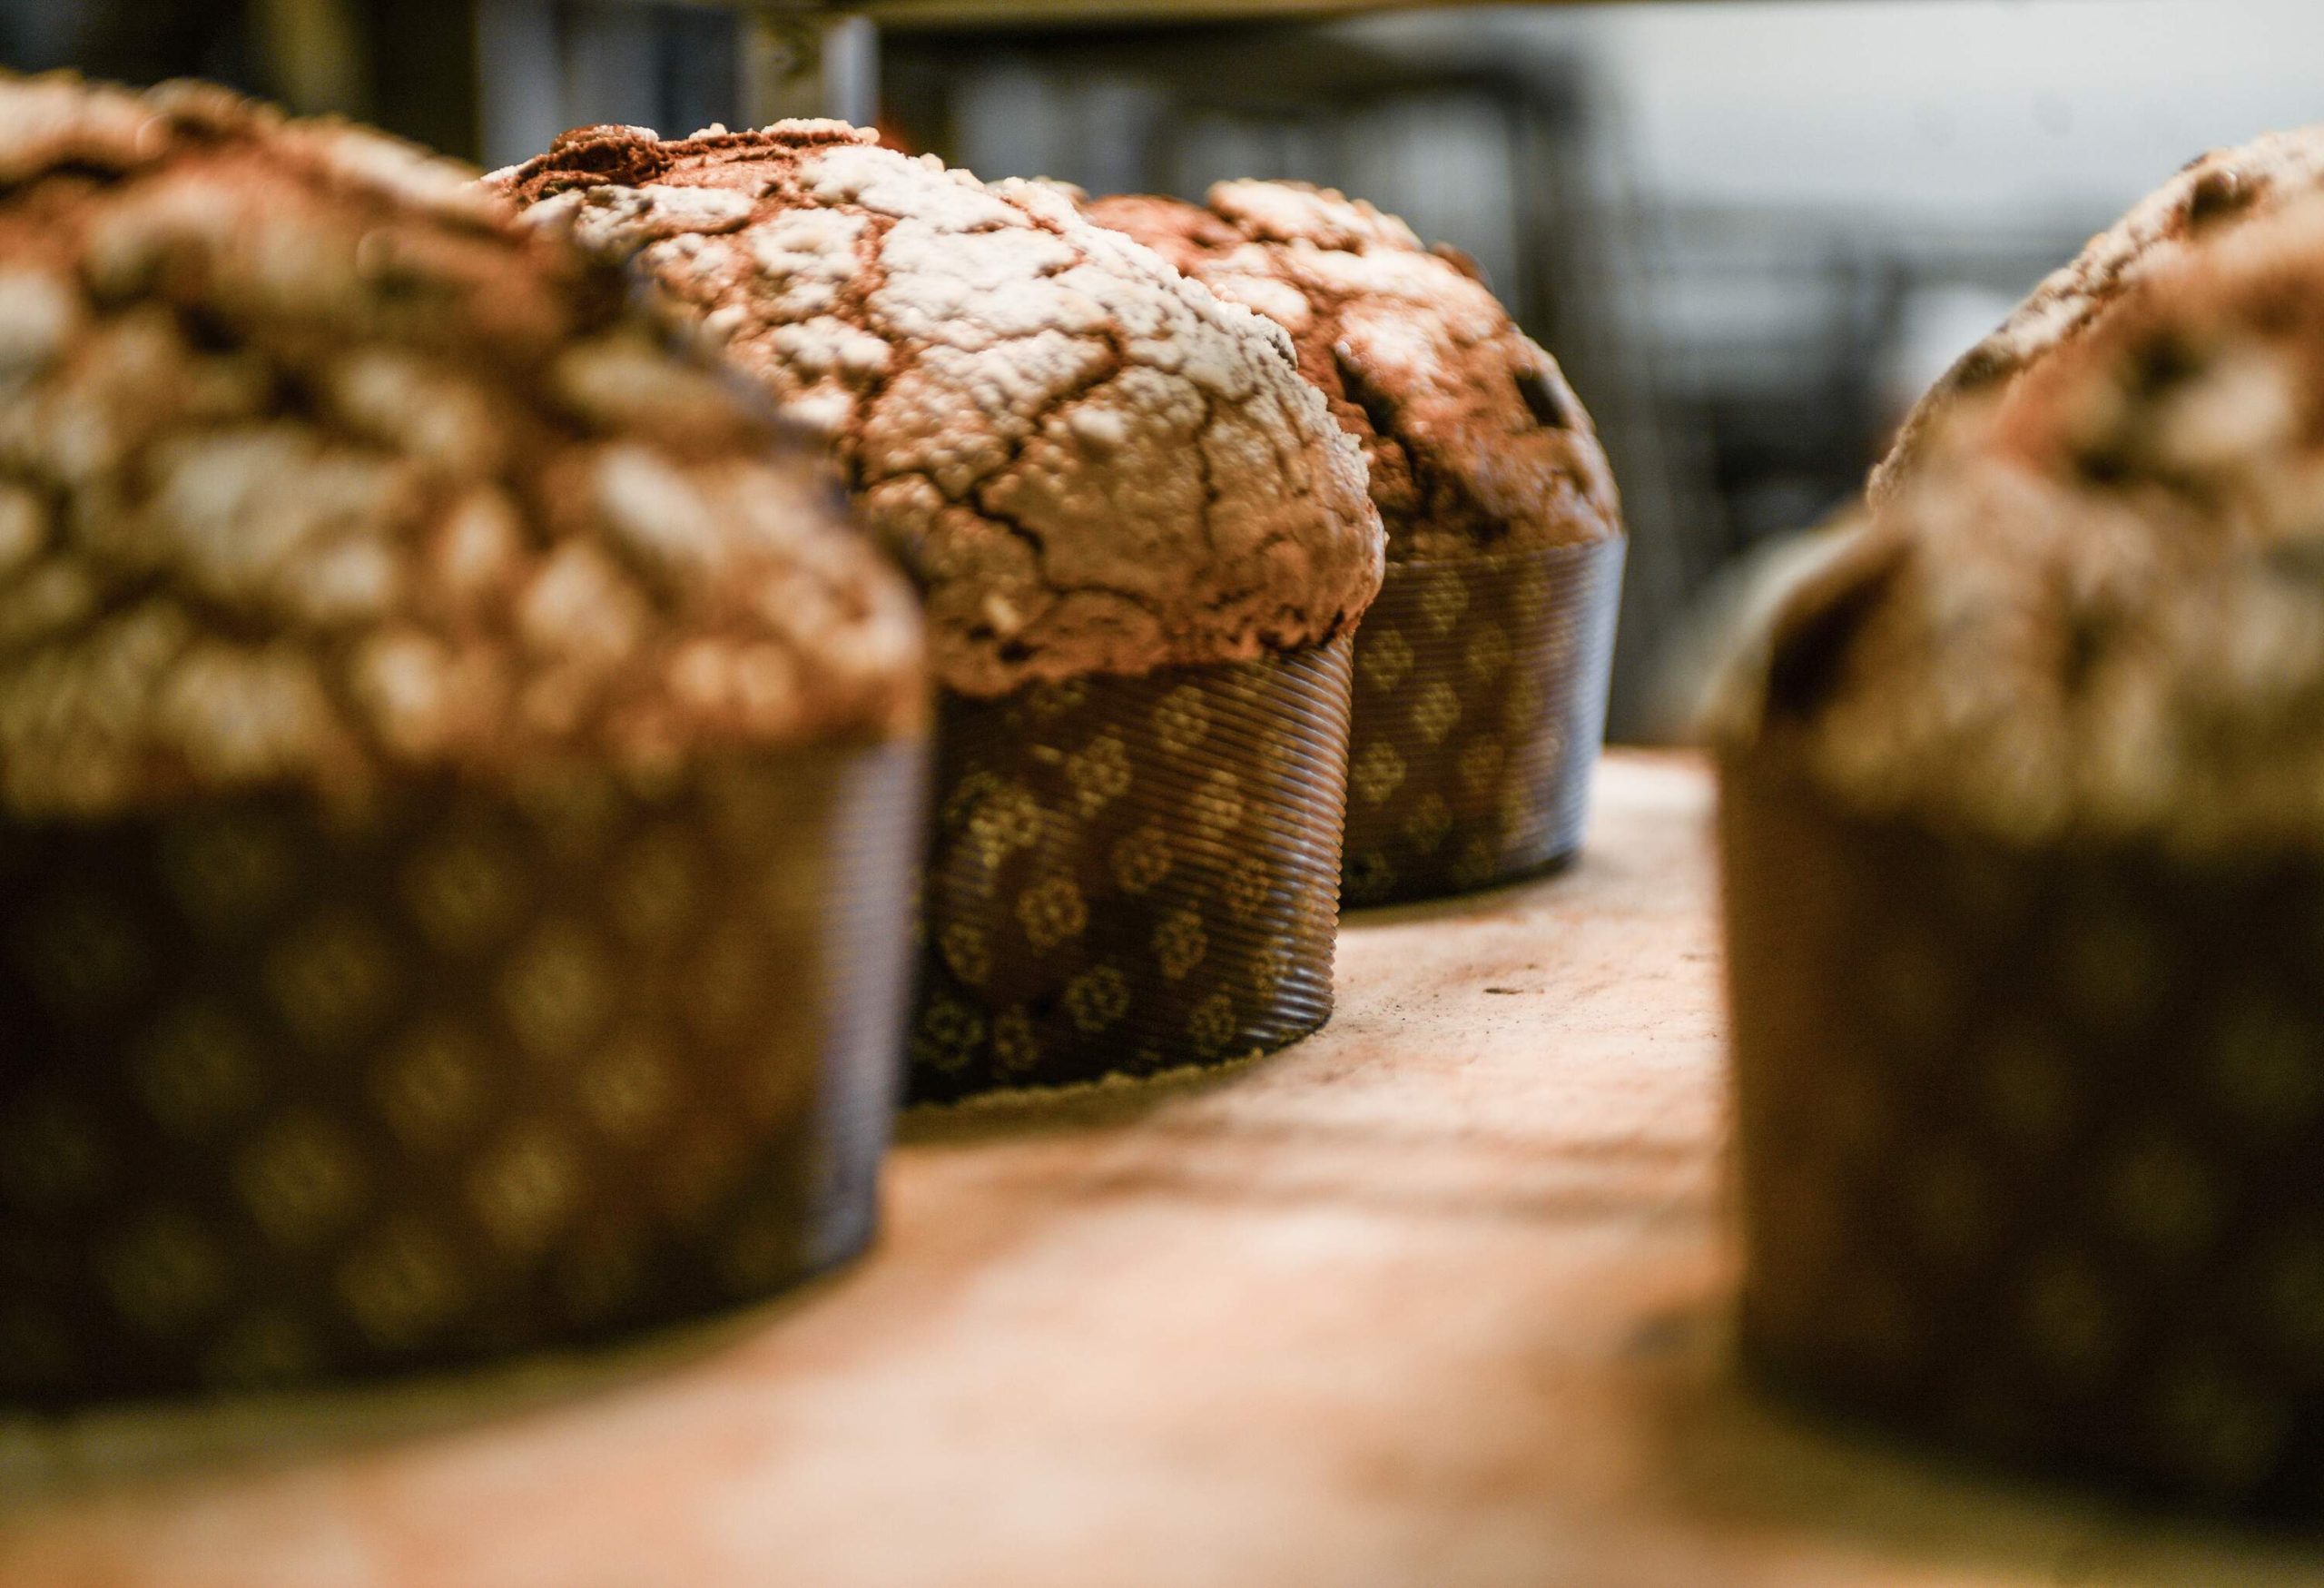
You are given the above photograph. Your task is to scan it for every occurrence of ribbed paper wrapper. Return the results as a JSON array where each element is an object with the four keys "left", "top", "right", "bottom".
[
  {"left": 909, "top": 635, "right": 1354, "bottom": 1103},
  {"left": 1340, "top": 538, "right": 1623, "bottom": 907},
  {"left": 1722, "top": 748, "right": 2324, "bottom": 1515},
  {"left": 0, "top": 737, "right": 926, "bottom": 1406}
]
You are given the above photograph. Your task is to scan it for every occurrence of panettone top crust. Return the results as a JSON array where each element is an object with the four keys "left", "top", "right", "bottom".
[
  {"left": 1728, "top": 189, "right": 2324, "bottom": 853},
  {"left": 1084, "top": 181, "right": 1620, "bottom": 562},
  {"left": 1871, "top": 124, "right": 2324, "bottom": 508},
  {"left": 489, "top": 123, "right": 1384, "bottom": 698},
  {"left": 0, "top": 75, "right": 926, "bottom": 820}
]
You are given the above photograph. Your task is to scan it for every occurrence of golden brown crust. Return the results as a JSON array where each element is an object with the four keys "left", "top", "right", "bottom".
[
  {"left": 491, "top": 124, "right": 1384, "bottom": 697},
  {"left": 1084, "top": 181, "right": 1620, "bottom": 561},
  {"left": 0, "top": 76, "right": 925, "bottom": 820},
  {"left": 1728, "top": 189, "right": 2324, "bottom": 852}
]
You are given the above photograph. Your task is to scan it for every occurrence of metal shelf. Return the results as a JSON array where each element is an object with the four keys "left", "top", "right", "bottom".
[{"left": 602, "top": 0, "right": 1682, "bottom": 28}]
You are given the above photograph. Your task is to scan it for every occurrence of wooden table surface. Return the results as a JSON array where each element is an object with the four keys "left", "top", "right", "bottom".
[{"left": 4, "top": 752, "right": 2321, "bottom": 1587}]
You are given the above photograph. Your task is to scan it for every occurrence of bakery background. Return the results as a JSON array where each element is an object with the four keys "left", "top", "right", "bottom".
[
  {"left": 11, "top": 0, "right": 2319, "bottom": 737},
  {"left": 16, "top": 2, "right": 2324, "bottom": 1575}
]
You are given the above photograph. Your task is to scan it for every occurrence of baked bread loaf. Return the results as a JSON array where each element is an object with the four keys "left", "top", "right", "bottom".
[
  {"left": 0, "top": 80, "right": 921, "bottom": 822},
  {"left": 1871, "top": 124, "right": 2324, "bottom": 508},
  {"left": 1721, "top": 185, "right": 2324, "bottom": 1514},
  {"left": 1086, "top": 182, "right": 1620, "bottom": 560},
  {"left": 1741, "top": 185, "right": 2324, "bottom": 853},
  {"left": 492, "top": 126, "right": 1388, "bottom": 1097},
  {"left": 0, "top": 75, "right": 929, "bottom": 1401},
  {"left": 489, "top": 124, "right": 1384, "bottom": 697},
  {"left": 1090, "top": 180, "right": 1625, "bottom": 904}
]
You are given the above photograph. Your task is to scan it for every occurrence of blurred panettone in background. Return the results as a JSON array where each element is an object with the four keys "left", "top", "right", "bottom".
[
  {"left": 0, "top": 74, "right": 929, "bottom": 1404},
  {"left": 1087, "top": 181, "right": 1620, "bottom": 563},
  {"left": 1089, "top": 180, "right": 1625, "bottom": 904}
]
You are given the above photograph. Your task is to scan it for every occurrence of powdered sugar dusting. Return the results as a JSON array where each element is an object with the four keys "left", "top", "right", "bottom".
[
  {"left": 1086, "top": 181, "right": 1620, "bottom": 560},
  {"left": 493, "top": 123, "right": 1384, "bottom": 696}
]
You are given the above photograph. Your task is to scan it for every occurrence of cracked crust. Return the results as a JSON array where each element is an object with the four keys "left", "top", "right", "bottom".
[
  {"left": 0, "top": 75, "right": 924, "bottom": 821},
  {"left": 488, "top": 123, "right": 1384, "bottom": 697},
  {"left": 1871, "top": 123, "right": 2324, "bottom": 509},
  {"left": 1730, "top": 189, "right": 2324, "bottom": 852},
  {"left": 1084, "top": 182, "right": 1620, "bottom": 562}
]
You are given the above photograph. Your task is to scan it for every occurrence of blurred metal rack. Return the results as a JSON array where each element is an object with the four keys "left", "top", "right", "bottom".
[{"left": 525, "top": 0, "right": 1675, "bottom": 133}]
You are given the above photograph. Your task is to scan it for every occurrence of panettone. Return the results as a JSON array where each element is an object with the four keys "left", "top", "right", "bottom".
[
  {"left": 1741, "top": 188, "right": 2324, "bottom": 854},
  {"left": 0, "top": 76, "right": 928, "bottom": 1403},
  {"left": 490, "top": 123, "right": 1383, "bottom": 699},
  {"left": 1089, "top": 181, "right": 1626, "bottom": 903},
  {"left": 1086, "top": 181, "right": 1618, "bottom": 560},
  {"left": 493, "top": 124, "right": 1384, "bottom": 1099},
  {"left": 0, "top": 84, "right": 921, "bottom": 821},
  {"left": 1719, "top": 183, "right": 2324, "bottom": 1513},
  {"left": 1870, "top": 123, "right": 2324, "bottom": 508}
]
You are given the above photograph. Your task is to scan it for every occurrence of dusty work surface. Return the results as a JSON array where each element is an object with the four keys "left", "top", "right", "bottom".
[{"left": 4, "top": 753, "right": 2322, "bottom": 1586}]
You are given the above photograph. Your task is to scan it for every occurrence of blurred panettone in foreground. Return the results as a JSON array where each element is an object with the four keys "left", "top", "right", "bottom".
[
  {"left": 0, "top": 74, "right": 929, "bottom": 1403},
  {"left": 1719, "top": 170, "right": 2324, "bottom": 1513},
  {"left": 1869, "top": 123, "right": 2324, "bottom": 511},
  {"left": 0, "top": 78, "right": 922, "bottom": 823},
  {"left": 1738, "top": 186, "right": 2324, "bottom": 853}
]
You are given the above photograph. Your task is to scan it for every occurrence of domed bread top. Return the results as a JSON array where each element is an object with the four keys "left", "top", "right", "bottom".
[
  {"left": 0, "top": 75, "right": 924, "bottom": 822},
  {"left": 1871, "top": 124, "right": 2324, "bottom": 508},
  {"left": 1084, "top": 181, "right": 1620, "bottom": 562},
  {"left": 489, "top": 123, "right": 1384, "bottom": 699},
  {"left": 1726, "top": 189, "right": 2324, "bottom": 853}
]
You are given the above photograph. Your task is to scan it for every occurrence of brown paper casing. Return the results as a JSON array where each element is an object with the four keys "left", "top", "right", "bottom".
[
  {"left": 0, "top": 737, "right": 926, "bottom": 1406},
  {"left": 909, "top": 635, "right": 1354, "bottom": 1103},
  {"left": 1340, "top": 537, "right": 1624, "bottom": 907},
  {"left": 1722, "top": 748, "right": 2324, "bottom": 1515}
]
